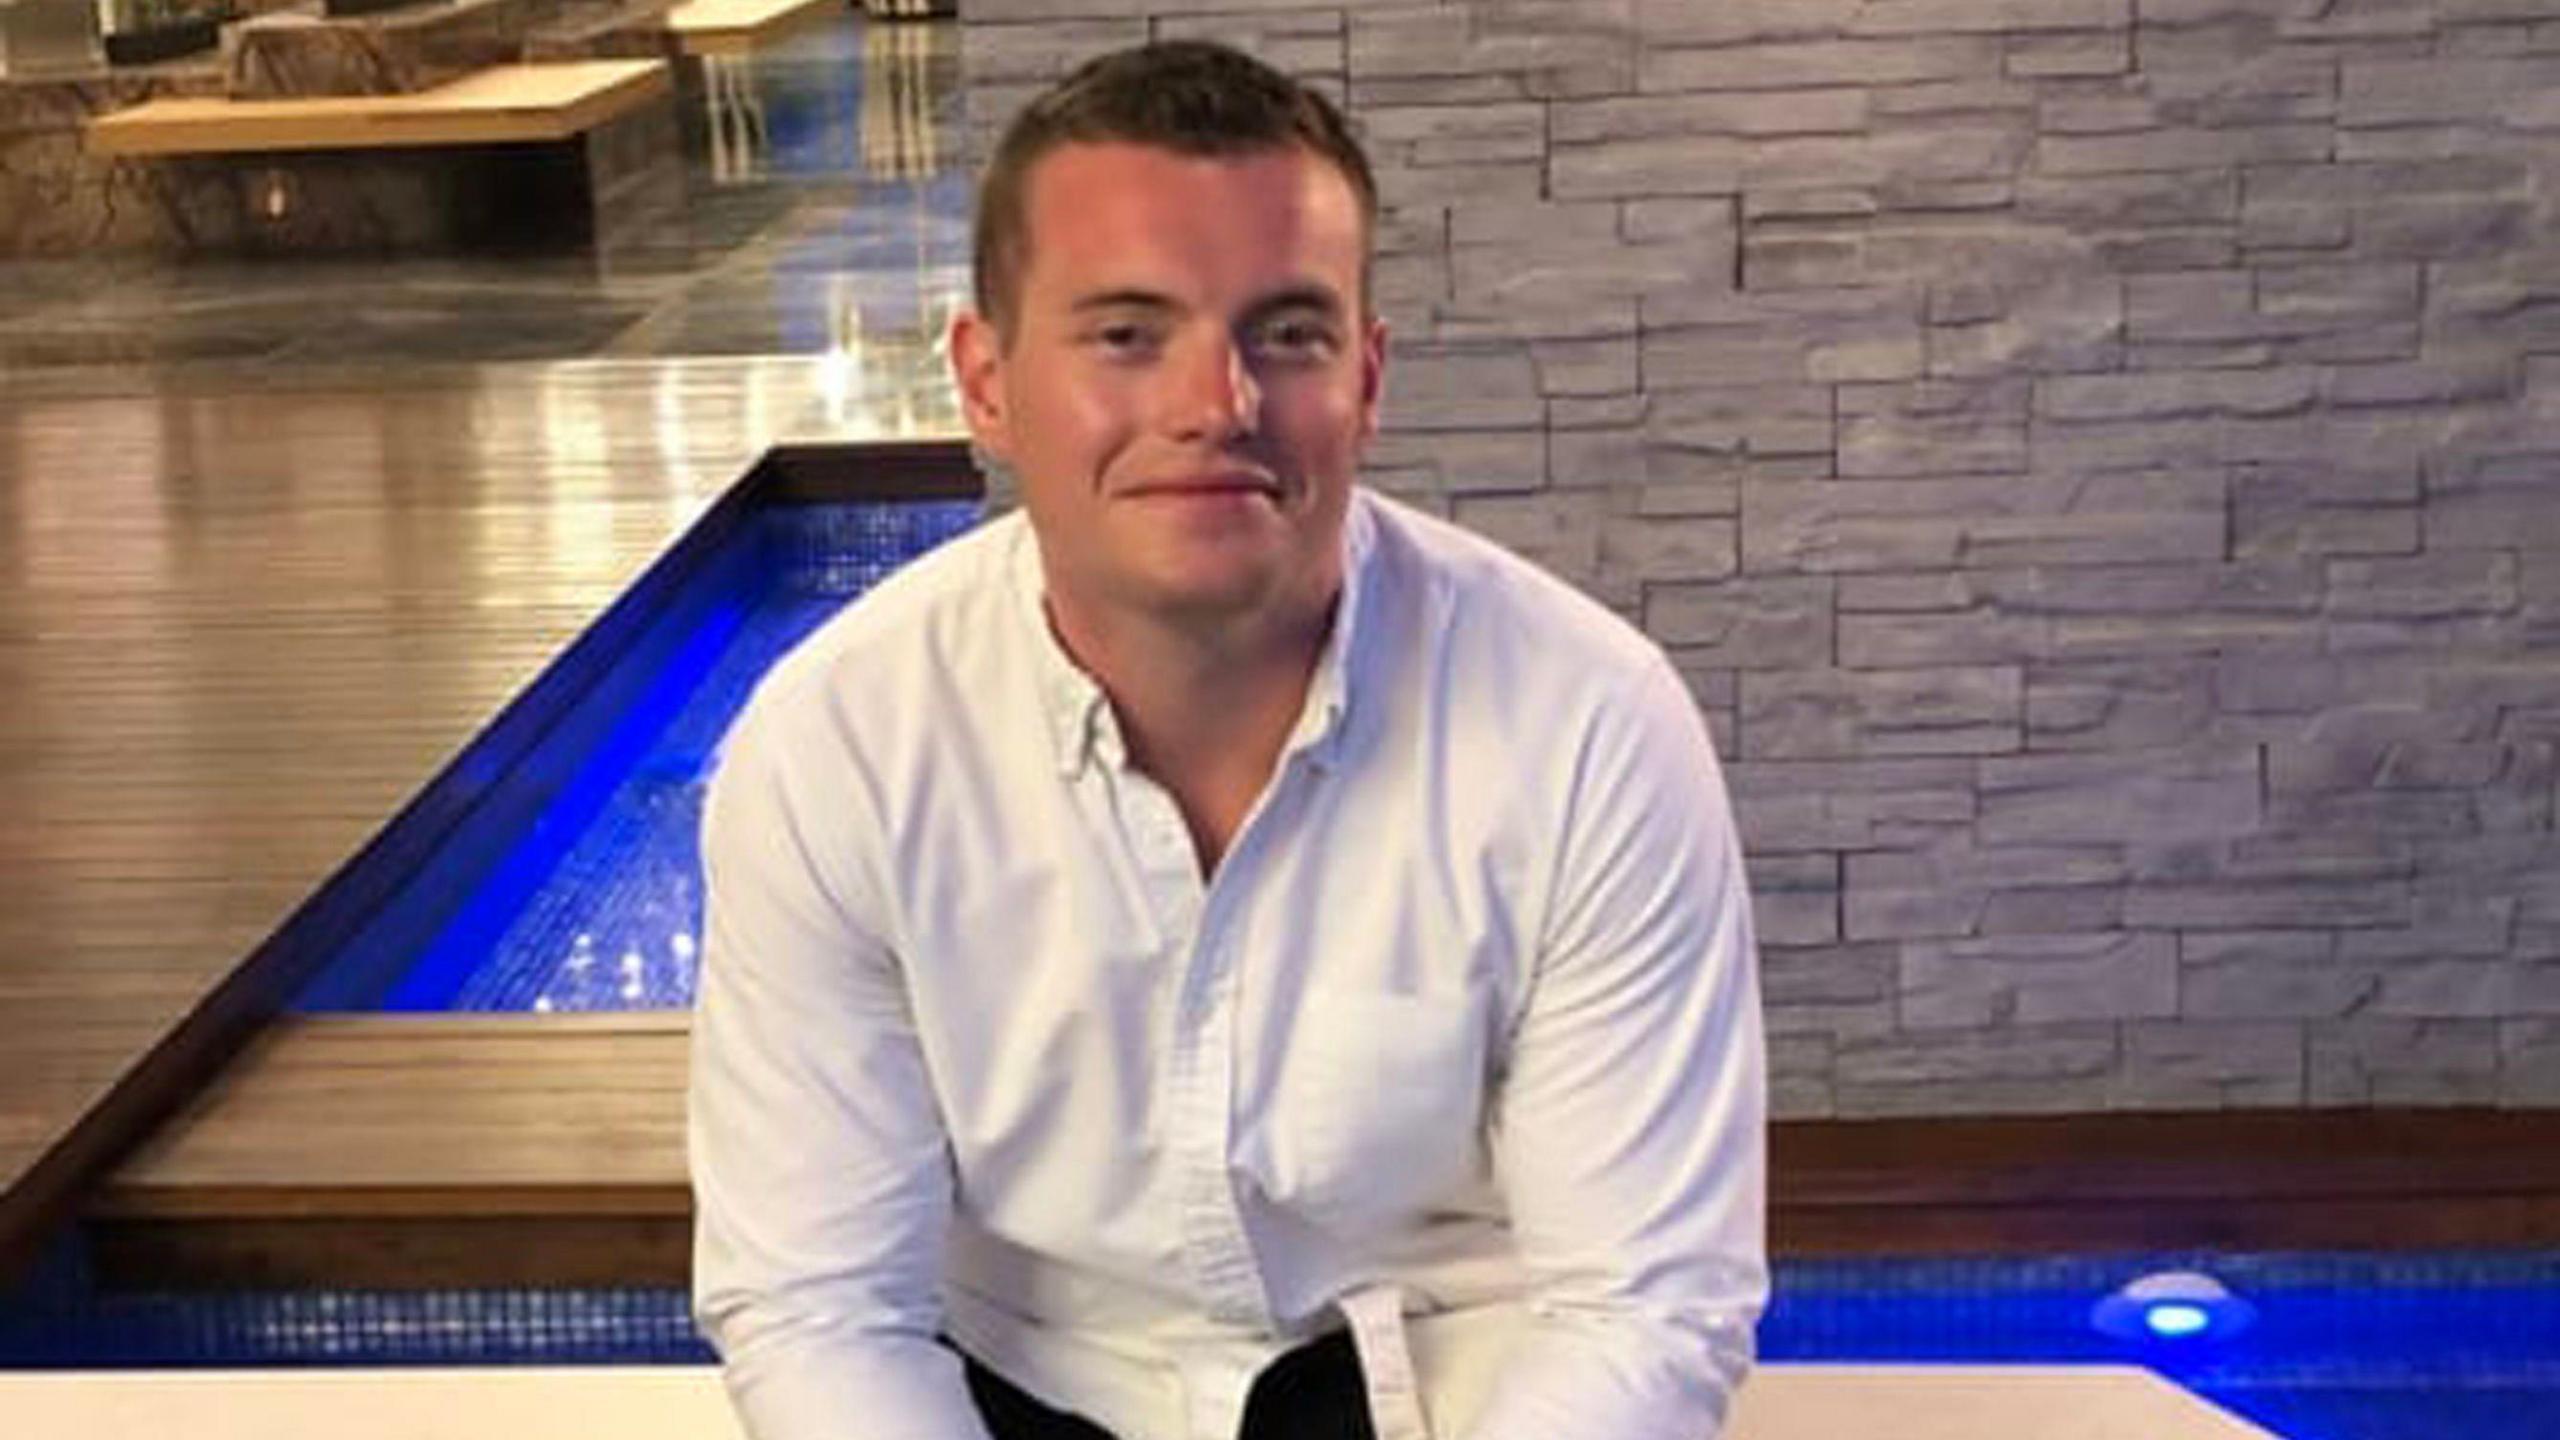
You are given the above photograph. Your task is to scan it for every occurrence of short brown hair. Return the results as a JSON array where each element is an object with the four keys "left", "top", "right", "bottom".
[{"left": 970, "top": 41, "right": 1379, "bottom": 339}]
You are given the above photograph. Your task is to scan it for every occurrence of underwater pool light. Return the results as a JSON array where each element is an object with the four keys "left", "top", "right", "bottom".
[{"left": 2090, "top": 1270, "right": 2257, "bottom": 1344}]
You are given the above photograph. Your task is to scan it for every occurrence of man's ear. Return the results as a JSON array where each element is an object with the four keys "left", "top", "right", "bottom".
[
  {"left": 1358, "top": 314, "right": 1388, "bottom": 441},
  {"left": 949, "top": 308, "right": 1011, "bottom": 461}
]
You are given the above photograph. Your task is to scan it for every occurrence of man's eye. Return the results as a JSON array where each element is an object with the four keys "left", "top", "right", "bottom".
[
  {"left": 1253, "top": 317, "right": 1338, "bottom": 361},
  {"left": 1090, "top": 321, "right": 1161, "bottom": 356}
]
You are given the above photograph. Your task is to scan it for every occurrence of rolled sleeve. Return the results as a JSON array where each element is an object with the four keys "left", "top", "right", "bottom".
[
  {"left": 1469, "top": 656, "right": 1768, "bottom": 1440},
  {"left": 688, "top": 698, "right": 989, "bottom": 1440}
]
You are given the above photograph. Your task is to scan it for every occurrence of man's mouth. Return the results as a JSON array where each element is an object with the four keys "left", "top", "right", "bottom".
[{"left": 1122, "top": 474, "right": 1281, "bottom": 501}]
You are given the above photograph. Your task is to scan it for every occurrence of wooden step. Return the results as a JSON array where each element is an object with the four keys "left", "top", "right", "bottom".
[{"left": 85, "top": 1011, "right": 2560, "bottom": 1289}]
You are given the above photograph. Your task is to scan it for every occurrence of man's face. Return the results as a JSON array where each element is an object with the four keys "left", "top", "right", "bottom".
[{"left": 952, "top": 141, "right": 1384, "bottom": 632}]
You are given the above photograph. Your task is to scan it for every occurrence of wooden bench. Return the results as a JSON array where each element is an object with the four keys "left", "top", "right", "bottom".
[
  {"left": 86, "top": 60, "right": 671, "bottom": 158},
  {"left": 663, "top": 0, "right": 838, "bottom": 58}
]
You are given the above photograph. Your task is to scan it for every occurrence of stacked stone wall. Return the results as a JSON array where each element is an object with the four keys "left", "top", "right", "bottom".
[{"left": 960, "top": 0, "right": 2560, "bottom": 1117}]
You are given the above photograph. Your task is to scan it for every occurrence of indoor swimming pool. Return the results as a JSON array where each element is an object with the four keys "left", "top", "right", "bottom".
[
  {"left": 8, "top": 444, "right": 2543, "bottom": 1440},
  {"left": 5, "top": 1241, "right": 2557, "bottom": 1439}
]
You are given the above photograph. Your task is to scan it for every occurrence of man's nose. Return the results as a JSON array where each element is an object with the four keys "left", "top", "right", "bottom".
[{"left": 1162, "top": 334, "right": 1262, "bottom": 443}]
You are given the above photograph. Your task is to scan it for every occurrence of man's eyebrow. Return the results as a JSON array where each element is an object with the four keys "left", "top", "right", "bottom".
[
  {"left": 1068, "top": 289, "right": 1179, "bottom": 315},
  {"left": 1246, "top": 284, "right": 1348, "bottom": 320}
]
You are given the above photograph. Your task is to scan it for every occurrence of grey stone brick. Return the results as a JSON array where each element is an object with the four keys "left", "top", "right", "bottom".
[
  {"left": 2376, "top": 958, "right": 2519, "bottom": 1019},
  {"left": 2308, "top": 1019, "right": 2502, "bottom": 1104},
  {"left": 1754, "top": 853, "right": 1843, "bottom": 947},
  {"left": 1550, "top": 135, "right": 1746, "bottom": 200},
  {"left": 1837, "top": 378, "right": 2030, "bottom": 477},
  {"left": 2181, "top": 930, "right": 2380, "bottom": 1020},
  {"left": 1351, "top": 75, "right": 1538, "bottom": 107},
  {"left": 1742, "top": 128, "right": 2035, "bottom": 192},
  {"left": 1363, "top": 430, "right": 1547, "bottom": 497},
  {"left": 1351, "top": 3, "right": 1637, "bottom": 98},
  {"left": 2037, "top": 368, "right": 2321, "bottom": 422},
  {"left": 2039, "top": 92, "right": 2163, "bottom": 136},
  {"left": 2014, "top": 171, "right": 2240, "bottom": 228},
  {"left": 1364, "top": 103, "right": 1547, "bottom": 168},
  {"left": 1764, "top": 940, "right": 1897, "bottom": 1006},
  {"left": 1548, "top": 426, "right": 1655, "bottom": 487},
  {"left": 1741, "top": 666, "right": 2023, "bottom": 760},
  {"left": 2032, "top": 408, "right": 2438, "bottom": 477},
  {"left": 1387, "top": 343, "right": 1546, "bottom": 432},
  {"left": 1622, "top": 197, "right": 1744, "bottom": 245},
  {"left": 1903, "top": 931, "right": 2174, "bottom": 1030},
  {"left": 2222, "top": 653, "right": 2396, "bottom": 712},
  {"left": 1634, "top": 0, "right": 1862, "bottom": 46},
  {"left": 1931, "top": 276, "right": 2127, "bottom": 377},
  {"left": 2428, "top": 451, "right": 2560, "bottom": 551},
  {"left": 2341, "top": 57, "right": 2560, "bottom": 127},
  {"left": 1453, "top": 208, "right": 1735, "bottom": 308},
  {"left": 1978, "top": 744, "right": 2262, "bottom": 846},
  {"left": 2277, "top": 0, "right": 2441, "bottom": 41},
  {"left": 1599, "top": 514, "right": 1737, "bottom": 583},
  {"left": 1452, "top": 491, "right": 1600, "bottom": 585},
  {"left": 2008, "top": 31, "right": 2133, "bottom": 77},
  {"left": 1644, "top": 384, "right": 1837, "bottom": 462},
  {"left": 2328, "top": 552, "right": 2521, "bottom": 620},
  {"left": 1751, "top": 473, "right": 2224, "bottom": 583},
  {"left": 2035, "top": 124, "right": 2332, "bottom": 176},
  {"left": 2126, "top": 877, "right": 2413, "bottom": 929},
  {"left": 1646, "top": 289, "right": 1925, "bottom": 390},
  {"left": 2329, "top": 356, "right": 2518, "bottom": 408},
  {"left": 1370, "top": 158, "right": 1546, "bottom": 208},
  {"left": 1745, "top": 219, "right": 2088, "bottom": 294},
  {"left": 1834, "top": 1026, "right": 2121, "bottom": 1116},
  {"left": 1846, "top": 0, "right": 2130, "bottom": 34},
  {"left": 1646, "top": 576, "right": 1833, "bottom": 668},
  {"left": 1849, "top": 843, "right": 2126, "bottom": 941},
  {"left": 2503, "top": 1019, "right": 2560, "bottom": 1105},
  {"left": 2224, "top": 828, "right": 2425, "bottom": 882},
  {"left": 2027, "top": 660, "right": 2219, "bottom": 752},
  {"left": 1524, "top": 335, "right": 1641, "bottom": 397},
  {"left": 1982, "top": 887, "right": 2130, "bottom": 934},
  {"left": 2233, "top": 458, "right": 2423, "bottom": 559},
  {"left": 2264, "top": 789, "right": 2481, "bottom": 841},
  {"left": 965, "top": 20, "right": 1150, "bottom": 82},
  {"left": 2339, "top": 893, "right": 2518, "bottom": 962},
  {"left": 1640, "top": 37, "right": 2004, "bottom": 92},
  {"left": 1149, "top": 10, "right": 1345, "bottom": 74},
  {"left": 1728, "top": 756, "right": 1978, "bottom": 851},
  {"left": 1553, "top": 90, "right": 1868, "bottom": 143},
  {"left": 2113, "top": 1021, "right": 2306, "bottom": 1108}
]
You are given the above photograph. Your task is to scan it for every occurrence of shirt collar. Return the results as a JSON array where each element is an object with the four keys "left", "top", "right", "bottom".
[{"left": 1005, "top": 492, "right": 1375, "bottom": 780}]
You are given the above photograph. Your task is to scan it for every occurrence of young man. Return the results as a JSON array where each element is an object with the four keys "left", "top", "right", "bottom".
[{"left": 689, "top": 41, "right": 1766, "bottom": 1440}]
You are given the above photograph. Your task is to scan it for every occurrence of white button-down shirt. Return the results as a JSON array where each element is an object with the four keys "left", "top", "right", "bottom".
[{"left": 690, "top": 488, "right": 1766, "bottom": 1440}]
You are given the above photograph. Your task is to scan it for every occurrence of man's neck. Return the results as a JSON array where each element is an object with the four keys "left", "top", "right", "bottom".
[{"left": 1044, "top": 588, "right": 1336, "bottom": 876}]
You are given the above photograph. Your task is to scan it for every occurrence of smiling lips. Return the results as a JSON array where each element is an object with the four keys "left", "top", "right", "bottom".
[{"left": 1120, "top": 474, "right": 1281, "bottom": 502}]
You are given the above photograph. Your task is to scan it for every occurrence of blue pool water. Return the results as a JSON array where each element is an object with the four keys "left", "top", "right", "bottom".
[
  {"left": 317, "top": 498, "right": 980, "bottom": 1015},
  {"left": 6, "top": 1243, "right": 2556, "bottom": 1438}
]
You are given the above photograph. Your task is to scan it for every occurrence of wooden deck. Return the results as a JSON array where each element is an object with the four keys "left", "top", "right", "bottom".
[
  {"left": 0, "top": 356, "right": 916, "bottom": 1279},
  {"left": 81, "top": 1008, "right": 2560, "bottom": 1289}
]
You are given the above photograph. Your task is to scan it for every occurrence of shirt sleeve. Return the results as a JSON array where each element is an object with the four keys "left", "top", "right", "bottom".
[
  {"left": 688, "top": 694, "right": 991, "bottom": 1440},
  {"left": 1465, "top": 654, "right": 1769, "bottom": 1440}
]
